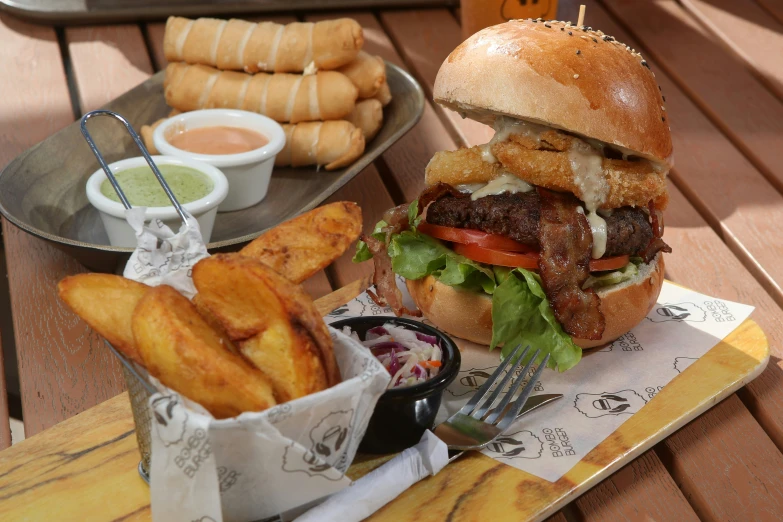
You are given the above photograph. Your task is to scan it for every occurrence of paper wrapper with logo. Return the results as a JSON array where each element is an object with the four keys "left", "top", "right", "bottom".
[
  {"left": 325, "top": 275, "right": 755, "bottom": 483},
  {"left": 118, "top": 212, "right": 390, "bottom": 522}
]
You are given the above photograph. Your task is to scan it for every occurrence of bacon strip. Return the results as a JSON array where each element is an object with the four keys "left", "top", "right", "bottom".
[
  {"left": 648, "top": 200, "right": 664, "bottom": 238},
  {"left": 640, "top": 237, "right": 673, "bottom": 264},
  {"left": 363, "top": 234, "right": 422, "bottom": 317},
  {"left": 537, "top": 189, "right": 605, "bottom": 340}
]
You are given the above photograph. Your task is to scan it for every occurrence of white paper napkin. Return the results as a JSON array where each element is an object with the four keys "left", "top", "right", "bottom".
[{"left": 295, "top": 430, "right": 448, "bottom": 522}]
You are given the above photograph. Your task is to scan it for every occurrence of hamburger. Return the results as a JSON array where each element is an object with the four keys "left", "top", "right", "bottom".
[{"left": 354, "top": 19, "right": 672, "bottom": 371}]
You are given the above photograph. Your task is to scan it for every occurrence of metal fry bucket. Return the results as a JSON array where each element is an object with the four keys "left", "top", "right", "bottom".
[{"left": 80, "top": 108, "right": 191, "bottom": 484}]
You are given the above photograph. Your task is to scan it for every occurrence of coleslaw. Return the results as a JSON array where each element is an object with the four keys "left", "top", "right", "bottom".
[{"left": 342, "top": 323, "right": 443, "bottom": 389}]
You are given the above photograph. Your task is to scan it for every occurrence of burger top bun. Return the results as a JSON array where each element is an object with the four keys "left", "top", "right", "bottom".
[
  {"left": 434, "top": 19, "right": 673, "bottom": 168},
  {"left": 406, "top": 254, "right": 665, "bottom": 353}
]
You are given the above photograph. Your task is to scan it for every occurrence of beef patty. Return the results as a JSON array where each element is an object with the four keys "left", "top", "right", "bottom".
[{"left": 425, "top": 192, "right": 653, "bottom": 258}]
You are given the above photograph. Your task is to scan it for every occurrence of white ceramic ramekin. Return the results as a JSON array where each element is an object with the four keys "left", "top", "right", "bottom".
[
  {"left": 152, "top": 109, "right": 286, "bottom": 212},
  {"left": 86, "top": 155, "right": 228, "bottom": 248}
]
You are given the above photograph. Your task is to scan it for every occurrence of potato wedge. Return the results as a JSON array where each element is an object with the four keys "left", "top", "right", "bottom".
[
  {"left": 57, "top": 273, "right": 149, "bottom": 364},
  {"left": 132, "top": 285, "right": 276, "bottom": 419},
  {"left": 193, "top": 254, "right": 340, "bottom": 403},
  {"left": 240, "top": 201, "right": 362, "bottom": 284}
]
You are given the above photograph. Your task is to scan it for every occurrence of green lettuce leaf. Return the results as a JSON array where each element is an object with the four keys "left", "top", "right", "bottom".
[
  {"left": 388, "top": 231, "right": 495, "bottom": 291},
  {"left": 353, "top": 218, "right": 583, "bottom": 371},
  {"left": 491, "top": 268, "right": 581, "bottom": 372},
  {"left": 351, "top": 220, "right": 388, "bottom": 263}
]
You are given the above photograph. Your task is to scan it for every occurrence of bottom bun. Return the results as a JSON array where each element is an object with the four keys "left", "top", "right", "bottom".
[{"left": 406, "top": 254, "right": 665, "bottom": 349}]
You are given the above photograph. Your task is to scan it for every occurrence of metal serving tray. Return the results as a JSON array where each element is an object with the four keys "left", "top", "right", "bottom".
[
  {"left": 0, "top": 0, "right": 456, "bottom": 25},
  {"left": 0, "top": 63, "right": 424, "bottom": 272}
]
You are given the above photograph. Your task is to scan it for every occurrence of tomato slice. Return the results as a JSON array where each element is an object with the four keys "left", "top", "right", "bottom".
[
  {"left": 453, "top": 243, "right": 539, "bottom": 269},
  {"left": 418, "top": 222, "right": 533, "bottom": 252},
  {"left": 454, "top": 243, "right": 631, "bottom": 273}
]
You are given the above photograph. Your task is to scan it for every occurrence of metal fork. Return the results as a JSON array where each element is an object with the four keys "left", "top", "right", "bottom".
[{"left": 433, "top": 345, "right": 551, "bottom": 451}]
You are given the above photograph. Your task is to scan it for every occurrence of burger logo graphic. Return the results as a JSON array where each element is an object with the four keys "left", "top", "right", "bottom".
[
  {"left": 574, "top": 390, "right": 648, "bottom": 418},
  {"left": 647, "top": 303, "right": 706, "bottom": 323}
]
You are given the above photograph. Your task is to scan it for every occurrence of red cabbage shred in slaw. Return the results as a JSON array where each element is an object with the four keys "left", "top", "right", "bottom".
[{"left": 342, "top": 323, "right": 443, "bottom": 389}]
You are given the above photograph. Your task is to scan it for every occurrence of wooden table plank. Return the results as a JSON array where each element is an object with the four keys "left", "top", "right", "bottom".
[
  {"left": 65, "top": 25, "right": 153, "bottom": 113},
  {"left": 601, "top": 0, "right": 783, "bottom": 197},
  {"left": 0, "top": 393, "right": 150, "bottom": 521},
  {"left": 574, "top": 450, "right": 698, "bottom": 521},
  {"left": 678, "top": 0, "right": 783, "bottom": 101},
  {"left": 0, "top": 14, "right": 128, "bottom": 437},
  {"left": 754, "top": 0, "right": 783, "bottom": 25},
  {"left": 658, "top": 393, "right": 783, "bottom": 521},
  {"left": 0, "top": 332, "right": 9, "bottom": 450}
]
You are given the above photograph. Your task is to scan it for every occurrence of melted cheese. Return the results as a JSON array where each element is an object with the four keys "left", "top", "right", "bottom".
[
  {"left": 586, "top": 210, "right": 607, "bottom": 259},
  {"left": 568, "top": 140, "right": 608, "bottom": 212},
  {"left": 468, "top": 173, "right": 534, "bottom": 201},
  {"left": 480, "top": 116, "right": 549, "bottom": 164}
]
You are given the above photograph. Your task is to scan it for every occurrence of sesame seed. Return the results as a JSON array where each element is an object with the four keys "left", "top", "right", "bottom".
[
  {"left": 561, "top": 27, "right": 564, "bottom": 31},
  {"left": 592, "top": 37, "right": 598, "bottom": 43},
  {"left": 568, "top": 31, "right": 573, "bottom": 35},
  {"left": 662, "top": 116, "right": 666, "bottom": 121},
  {"left": 662, "top": 95, "right": 666, "bottom": 101},
  {"left": 641, "top": 60, "right": 650, "bottom": 69},
  {"left": 661, "top": 106, "right": 666, "bottom": 111},
  {"left": 581, "top": 35, "right": 589, "bottom": 40},
  {"left": 532, "top": 19, "right": 538, "bottom": 23},
  {"left": 658, "top": 85, "right": 662, "bottom": 91},
  {"left": 576, "top": 49, "right": 581, "bottom": 55},
  {"left": 573, "top": 74, "right": 580, "bottom": 79},
  {"left": 545, "top": 23, "right": 551, "bottom": 28}
]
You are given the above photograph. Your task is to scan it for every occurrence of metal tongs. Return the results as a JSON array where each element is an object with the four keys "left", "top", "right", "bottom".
[{"left": 80, "top": 109, "right": 189, "bottom": 227}]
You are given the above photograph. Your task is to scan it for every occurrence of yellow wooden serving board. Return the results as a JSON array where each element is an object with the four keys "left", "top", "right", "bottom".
[{"left": 0, "top": 281, "right": 769, "bottom": 522}]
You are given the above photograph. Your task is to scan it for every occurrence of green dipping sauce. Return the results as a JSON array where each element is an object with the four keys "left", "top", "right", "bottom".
[{"left": 100, "top": 164, "right": 213, "bottom": 207}]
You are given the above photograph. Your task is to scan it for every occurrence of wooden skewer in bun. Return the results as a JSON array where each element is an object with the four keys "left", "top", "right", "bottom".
[
  {"left": 164, "top": 16, "right": 364, "bottom": 73},
  {"left": 276, "top": 121, "right": 365, "bottom": 171},
  {"left": 337, "top": 51, "right": 386, "bottom": 98},
  {"left": 164, "top": 62, "right": 358, "bottom": 123},
  {"left": 345, "top": 99, "right": 383, "bottom": 141}
]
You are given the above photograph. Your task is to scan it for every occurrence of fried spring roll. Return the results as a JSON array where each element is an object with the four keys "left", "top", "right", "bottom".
[
  {"left": 276, "top": 121, "right": 365, "bottom": 171},
  {"left": 371, "top": 80, "right": 392, "bottom": 107},
  {"left": 345, "top": 99, "right": 383, "bottom": 141},
  {"left": 337, "top": 52, "right": 386, "bottom": 98},
  {"left": 164, "top": 63, "right": 358, "bottom": 123},
  {"left": 164, "top": 16, "right": 364, "bottom": 73}
]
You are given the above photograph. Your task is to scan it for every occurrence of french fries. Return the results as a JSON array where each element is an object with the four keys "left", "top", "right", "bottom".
[
  {"left": 57, "top": 202, "right": 362, "bottom": 418},
  {"left": 240, "top": 201, "right": 362, "bottom": 284},
  {"left": 193, "top": 254, "right": 339, "bottom": 402},
  {"left": 133, "top": 285, "right": 277, "bottom": 419},
  {"left": 57, "top": 274, "right": 149, "bottom": 365}
]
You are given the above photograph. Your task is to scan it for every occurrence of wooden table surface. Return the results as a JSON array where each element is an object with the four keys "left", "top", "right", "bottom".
[{"left": 1, "top": 0, "right": 783, "bottom": 520}]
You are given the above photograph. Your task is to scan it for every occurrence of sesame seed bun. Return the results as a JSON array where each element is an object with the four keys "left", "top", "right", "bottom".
[
  {"left": 406, "top": 254, "right": 665, "bottom": 350},
  {"left": 434, "top": 19, "right": 673, "bottom": 168}
]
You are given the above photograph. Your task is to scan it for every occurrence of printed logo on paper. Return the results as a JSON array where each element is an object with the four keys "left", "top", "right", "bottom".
[
  {"left": 484, "top": 430, "right": 544, "bottom": 460},
  {"left": 609, "top": 332, "right": 644, "bottom": 352},
  {"left": 151, "top": 395, "right": 188, "bottom": 447},
  {"left": 574, "top": 390, "right": 648, "bottom": 418},
  {"left": 217, "top": 466, "right": 240, "bottom": 493},
  {"left": 446, "top": 366, "right": 497, "bottom": 397},
  {"left": 282, "top": 410, "right": 354, "bottom": 481},
  {"left": 192, "top": 516, "right": 216, "bottom": 522},
  {"left": 647, "top": 302, "right": 706, "bottom": 323}
]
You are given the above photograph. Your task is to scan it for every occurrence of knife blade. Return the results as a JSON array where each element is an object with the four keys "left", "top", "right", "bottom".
[{"left": 447, "top": 393, "right": 563, "bottom": 462}]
